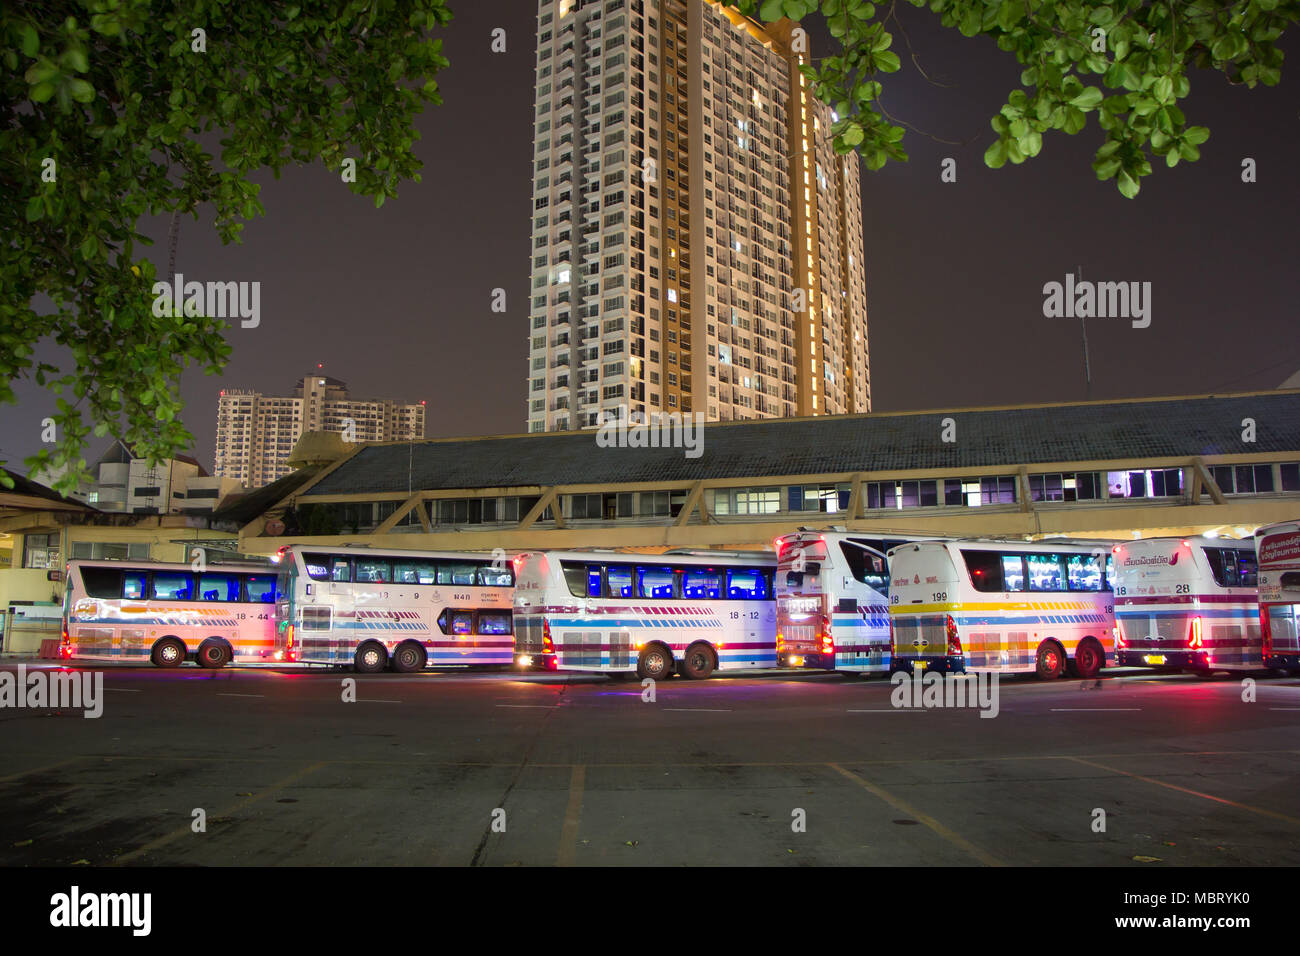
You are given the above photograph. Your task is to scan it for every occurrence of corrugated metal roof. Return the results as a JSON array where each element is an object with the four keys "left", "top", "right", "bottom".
[{"left": 305, "top": 392, "right": 1300, "bottom": 497}]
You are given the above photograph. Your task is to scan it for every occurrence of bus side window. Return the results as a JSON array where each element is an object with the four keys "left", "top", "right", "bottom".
[
  {"left": 152, "top": 571, "right": 194, "bottom": 601},
  {"left": 243, "top": 575, "right": 278, "bottom": 603},
  {"left": 80, "top": 567, "right": 122, "bottom": 599},
  {"left": 1238, "top": 549, "right": 1259, "bottom": 588},
  {"left": 355, "top": 559, "right": 392, "bottom": 584},
  {"left": 607, "top": 565, "right": 634, "bottom": 598},
  {"left": 1001, "top": 555, "right": 1027, "bottom": 592},
  {"left": 476, "top": 564, "right": 514, "bottom": 587},
  {"left": 1027, "top": 553, "right": 1066, "bottom": 591},
  {"left": 962, "top": 551, "right": 1004, "bottom": 593},
  {"left": 727, "top": 568, "right": 768, "bottom": 600},
  {"left": 199, "top": 573, "right": 239, "bottom": 601},
  {"left": 682, "top": 568, "right": 722, "bottom": 599},
  {"left": 123, "top": 572, "right": 147, "bottom": 601},
  {"left": 332, "top": 559, "right": 351, "bottom": 582},
  {"left": 587, "top": 565, "right": 601, "bottom": 597},
  {"left": 637, "top": 566, "right": 676, "bottom": 599},
  {"left": 1066, "top": 554, "right": 1103, "bottom": 591},
  {"left": 476, "top": 611, "right": 512, "bottom": 635}
]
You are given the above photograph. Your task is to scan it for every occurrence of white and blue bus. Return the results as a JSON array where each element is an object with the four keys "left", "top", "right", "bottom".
[
  {"left": 774, "top": 532, "right": 905, "bottom": 673},
  {"left": 1113, "top": 536, "right": 1261, "bottom": 672},
  {"left": 275, "top": 545, "right": 515, "bottom": 672},
  {"left": 512, "top": 549, "right": 776, "bottom": 679}
]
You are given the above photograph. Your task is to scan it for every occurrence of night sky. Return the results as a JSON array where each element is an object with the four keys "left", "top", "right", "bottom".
[{"left": 4, "top": 1, "right": 1298, "bottom": 477}]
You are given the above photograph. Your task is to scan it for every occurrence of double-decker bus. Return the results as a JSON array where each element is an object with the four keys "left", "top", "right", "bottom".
[
  {"left": 1112, "top": 537, "right": 1260, "bottom": 672},
  {"left": 512, "top": 549, "right": 776, "bottom": 679},
  {"left": 60, "top": 558, "right": 283, "bottom": 668},
  {"left": 887, "top": 539, "right": 1116, "bottom": 680},
  {"left": 1256, "top": 520, "right": 1300, "bottom": 674},
  {"left": 274, "top": 545, "right": 515, "bottom": 672},
  {"left": 774, "top": 532, "right": 906, "bottom": 673}
]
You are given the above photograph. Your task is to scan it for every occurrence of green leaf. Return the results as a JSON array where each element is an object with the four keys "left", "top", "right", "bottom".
[
  {"left": 1117, "top": 169, "right": 1139, "bottom": 198},
  {"left": 1069, "top": 87, "right": 1103, "bottom": 110},
  {"left": 19, "top": 23, "right": 40, "bottom": 58}
]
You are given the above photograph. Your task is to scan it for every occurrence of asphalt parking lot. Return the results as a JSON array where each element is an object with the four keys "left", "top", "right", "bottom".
[{"left": 2, "top": 662, "right": 1299, "bottom": 866}]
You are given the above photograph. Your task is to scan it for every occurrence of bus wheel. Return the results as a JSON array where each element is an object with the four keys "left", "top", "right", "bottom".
[
  {"left": 197, "top": 640, "right": 231, "bottom": 669},
  {"left": 392, "top": 642, "right": 427, "bottom": 673},
  {"left": 151, "top": 638, "right": 186, "bottom": 668},
  {"left": 1073, "top": 639, "right": 1103, "bottom": 679},
  {"left": 682, "top": 642, "right": 716, "bottom": 680},
  {"left": 354, "top": 642, "right": 387, "bottom": 674},
  {"left": 637, "top": 644, "right": 673, "bottom": 681},
  {"left": 1035, "top": 642, "right": 1065, "bottom": 680}
]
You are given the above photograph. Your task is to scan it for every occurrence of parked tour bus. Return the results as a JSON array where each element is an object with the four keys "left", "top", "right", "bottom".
[
  {"left": 60, "top": 558, "right": 283, "bottom": 667},
  {"left": 1112, "top": 536, "right": 1260, "bottom": 672},
  {"left": 1256, "top": 519, "right": 1300, "bottom": 673},
  {"left": 274, "top": 545, "right": 515, "bottom": 672},
  {"left": 774, "top": 532, "right": 908, "bottom": 673},
  {"left": 887, "top": 539, "right": 1116, "bottom": 679},
  {"left": 512, "top": 549, "right": 776, "bottom": 679}
]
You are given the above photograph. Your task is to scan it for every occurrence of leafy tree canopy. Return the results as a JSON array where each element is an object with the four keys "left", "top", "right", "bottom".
[
  {"left": 1, "top": 0, "right": 451, "bottom": 493},
  {"left": 725, "top": 0, "right": 1295, "bottom": 194}
]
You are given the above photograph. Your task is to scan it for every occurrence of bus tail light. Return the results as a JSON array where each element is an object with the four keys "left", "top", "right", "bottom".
[
  {"left": 945, "top": 615, "right": 962, "bottom": 656},
  {"left": 821, "top": 614, "right": 833, "bottom": 656},
  {"left": 542, "top": 618, "right": 554, "bottom": 654},
  {"left": 285, "top": 623, "right": 295, "bottom": 650},
  {"left": 1261, "top": 610, "right": 1273, "bottom": 658},
  {"left": 1188, "top": 615, "right": 1203, "bottom": 650},
  {"left": 1113, "top": 625, "right": 1126, "bottom": 649}
]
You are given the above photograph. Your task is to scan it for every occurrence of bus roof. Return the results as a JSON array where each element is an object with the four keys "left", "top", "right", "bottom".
[
  {"left": 521, "top": 549, "right": 774, "bottom": 566},
  {"left": 281, "top": 544, "right": 511, "bottom": 562},
  {"left": 887, "top": 538, "right": 1119, "bottom": 556}
]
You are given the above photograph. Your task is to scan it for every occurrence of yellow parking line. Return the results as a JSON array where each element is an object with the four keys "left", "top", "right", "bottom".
[
  {"left": 556, "top": 764, "right": 586, "bottom": 867},
  {"left": 1063, "top": 755, "right": 1300, "bottom": 828},
  {"left": 828, "top": 763, "right": 1004, "bottom": 866},
  {"left": 112, "top": 761, "right": 327, "bottom": 864}
]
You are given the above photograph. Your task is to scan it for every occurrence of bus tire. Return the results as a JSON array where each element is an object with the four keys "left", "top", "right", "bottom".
[
  {"left": 196, "top": 640, "right": 231, "bottom": 669},
  {"left": 392, "top": 642, "right": 427, "bottom": 673},
  {"left": 151, "top": 637, "right": 186, "bottom": 669},
  {"left": 354, "top": 642, "right": 388, "bottom": 674},
  {"left": 1072, "top": 639, "right": 1103, "bottom": 679},
  {"left": 1035, "top": 641, "right": 1066, "bottom": 680},
  {"left": 636, "top": 644, "right": 673, "bottom": 681},
  {"left": 682, "top": 642, "right": 716, "bottom": 680}
]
